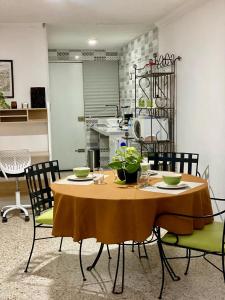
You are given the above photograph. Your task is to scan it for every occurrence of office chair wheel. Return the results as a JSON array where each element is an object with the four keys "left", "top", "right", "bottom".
[
  {"left": 25, "top": 216, "right": 30, "bottom": 222},
  {"left": 2, "top": 216, "right": 7, "bottom": 223}
]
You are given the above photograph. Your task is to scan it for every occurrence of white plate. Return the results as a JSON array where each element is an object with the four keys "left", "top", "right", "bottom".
[
  {"left": 155, "top": 181, "right": 189, "bottom": 190},
  {"left": 67, "top": 174, "right": 94, "bottom": 182}
]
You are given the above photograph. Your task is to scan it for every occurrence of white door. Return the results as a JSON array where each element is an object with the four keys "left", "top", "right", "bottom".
[{"left": 49, "top": 62, "right": 86, "bottom": 170}]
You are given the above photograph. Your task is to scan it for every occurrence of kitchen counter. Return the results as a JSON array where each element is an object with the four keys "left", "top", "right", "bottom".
[{"left": 91, "top": 125, "right": 125, "bottom": 136}]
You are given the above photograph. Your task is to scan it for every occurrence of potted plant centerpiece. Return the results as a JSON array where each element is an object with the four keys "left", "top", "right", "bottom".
[{"left": 108, "top": 146, "right": 142, "bottom": 183}]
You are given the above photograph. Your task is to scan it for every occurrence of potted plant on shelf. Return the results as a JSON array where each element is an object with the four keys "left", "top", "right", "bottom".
[
  {"left": 0, "top": 91, "right": 10, "bottom": 109},
  {"left": 108, "top": 146, "right": 142, "bottom": 183}
]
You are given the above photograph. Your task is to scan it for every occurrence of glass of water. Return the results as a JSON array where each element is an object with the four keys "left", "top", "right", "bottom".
[
  {"left": 93, "top": 168, "right": 104, "bottom": 184},
  {"left": 137, "top": 171, "right": 149, "bottom": 188}
]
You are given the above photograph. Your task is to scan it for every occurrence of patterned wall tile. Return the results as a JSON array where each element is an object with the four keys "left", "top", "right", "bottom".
[
  {"left": 119, "top": 27, "right": 159, "bottom": 110},
  {"left": 48, "top": 50, "right": 119, "bottom": 61}
]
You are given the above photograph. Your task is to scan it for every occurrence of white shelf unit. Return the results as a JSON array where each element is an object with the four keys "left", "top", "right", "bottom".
[{"left": 0, "top": 108, "right": 49, "bottom": 163}]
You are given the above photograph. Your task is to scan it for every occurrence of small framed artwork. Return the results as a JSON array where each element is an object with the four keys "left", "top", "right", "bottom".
[{"left": 0, "top": 60, "right": 14, "bottom": 98}]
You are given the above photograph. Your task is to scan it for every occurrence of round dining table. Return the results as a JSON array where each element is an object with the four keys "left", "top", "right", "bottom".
[{"left": 52, "top": 171, "right": 212, "bottom": 244}]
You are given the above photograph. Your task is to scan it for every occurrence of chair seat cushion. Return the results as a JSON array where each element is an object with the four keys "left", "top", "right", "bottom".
[
  {"left": 35, "top": 208, "right": 53, "bottom": 225},
  {"left": 162, "top": 222, "right": 224, "bottom": 253}
]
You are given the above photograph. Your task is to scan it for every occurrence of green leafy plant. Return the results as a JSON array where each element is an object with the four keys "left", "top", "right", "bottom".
[
  {"left": 108, "top": 146, "right": 142, "bottom": 174},
  {"left": 0, "top": 91, "right": 10, "bottom": 109},
  {"left": 0, "top": 91, "right": 5, "bottom": 101}
]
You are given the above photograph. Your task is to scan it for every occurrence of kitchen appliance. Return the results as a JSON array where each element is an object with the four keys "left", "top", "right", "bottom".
[{"left": 132, "top": 117, "right": 169, "bottom": 141}]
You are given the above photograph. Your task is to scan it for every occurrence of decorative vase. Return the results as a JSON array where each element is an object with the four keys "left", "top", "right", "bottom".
[{"left": 117, "top": 169, "right": 138, "bottom": 184}]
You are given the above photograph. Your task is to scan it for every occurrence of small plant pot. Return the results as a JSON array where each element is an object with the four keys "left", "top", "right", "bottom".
[{"left": 117, "top": 169, "right": 138, "bottom": 184}]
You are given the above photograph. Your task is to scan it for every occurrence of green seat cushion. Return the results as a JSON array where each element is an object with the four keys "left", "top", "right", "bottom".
[
  {"left": 162, "top": 222, "right": 224, "bottom": 253},
  {"left": 35, "top": 208, "right": 53, "bottom": 225}
]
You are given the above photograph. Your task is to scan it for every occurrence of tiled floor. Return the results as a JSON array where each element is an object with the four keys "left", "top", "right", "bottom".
[{"left": 0, "top": 198, "right": 224, "bottom": 300}]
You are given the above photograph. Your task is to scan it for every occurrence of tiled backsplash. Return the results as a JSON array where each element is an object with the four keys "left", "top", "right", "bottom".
[
  {"left": 119, "top": 27, "right": 159, "bottom": 110},
  {"left": 48, "top": 50, "right": 119, "bottom": 61}
]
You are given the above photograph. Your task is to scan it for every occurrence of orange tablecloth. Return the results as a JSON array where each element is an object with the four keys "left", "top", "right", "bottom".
[{"left": 52, "top": 171, "right": 212, "bottom": 244}]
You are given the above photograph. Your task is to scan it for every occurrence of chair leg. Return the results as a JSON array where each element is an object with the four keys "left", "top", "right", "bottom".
[
  {"left": 157, "top": 241, "right": 165, "bottom": 299},
  {"left": 138, "top": 243, "right": 141, "bottom": 257},
  {"left": 157, "top": 240, "right": 180, "bottom": 299},
  {"left": 132, "top": 241, "right": 135, "bottom": 252},
  {"left": 79, "top": 240, "right": 86, "bottom": 281},
  {"left": 143, "top": 242, "right": 148, "bottom": 258},
  {"left": 112, "top": 243, "right": 125, "bottom": 294},
  {"left": 15, "top": 188, "right": 29, "bottom": 220},
  {"left": 2, "top": 205, "right": 30, "bottom": 222},
  {"left": 24, "top": 226, "right": 36, "bottom": 272},
  {"left": 106, "top": 245, "right": 112, "bottom": 259},
  {"left": 184, "top": 249, "right": 191, "bottom": 275},
  {"left": 222, "top": 253, "right": 225, "bottom": 282},
  {"left": 138, "top": 242, "right": 148, "bottom": 259},
  {"left": 1, "top": 205, "right": 14, "bottom": 214},
  {"left": 1, "top": 187, "right": 30, "bottom": 222},
  {"left": 58, "top": 237, "right": 63, "bottom": 252},
  {"left": 161, "top": 245, "right": 180, "bottom": 282},
  {"left": 19, "top": 205, "right": 30, "bottom": 221}
]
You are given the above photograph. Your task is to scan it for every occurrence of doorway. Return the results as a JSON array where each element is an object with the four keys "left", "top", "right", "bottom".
[{"left": 49, "top": 62, "right": 86, "bottom": 170}]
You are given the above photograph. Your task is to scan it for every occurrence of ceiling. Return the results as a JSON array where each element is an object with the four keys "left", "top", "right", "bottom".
[{"left": 0, "top": 0, "right": 190, "bottom": 50}]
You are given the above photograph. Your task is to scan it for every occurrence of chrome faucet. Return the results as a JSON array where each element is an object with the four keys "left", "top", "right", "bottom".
[{"left": 105, "top": 105, "right": 120, "bottom": 118}]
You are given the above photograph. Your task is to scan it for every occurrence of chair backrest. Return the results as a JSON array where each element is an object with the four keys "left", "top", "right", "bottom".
[
  {"left": 24, "top": 160, "right": 60, "bottom": 217},
  {"left": 0, "top": 149, "right": 31, "bottom": 178},
  {"left": 148, "top": 152, "right": 199, "bottom": 175}
]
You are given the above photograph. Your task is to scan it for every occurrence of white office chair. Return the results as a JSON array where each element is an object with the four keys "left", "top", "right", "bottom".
[{"left": 0, "top": 149, "right": 31, "bottom": 222}]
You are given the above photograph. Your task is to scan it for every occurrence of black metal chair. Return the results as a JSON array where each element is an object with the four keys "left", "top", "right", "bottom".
[
  {"left": 148, "top": 152, "right": 200, "bottom": 176},
  {"left": 154, "top": 197, "right": 225, "bottom": 299},
  {"left": 24, "top": 160, "right": 86, "bottom": 280},
  {"left": 146, "top": 152, "right": 201, "bottom": 274},
  {"left": 132, "top": 152, "right": 200, "bottom": 259}
]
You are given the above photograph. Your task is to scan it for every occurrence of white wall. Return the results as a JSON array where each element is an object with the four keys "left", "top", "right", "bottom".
[
  {"left": 0, "top": 23, "right": 49, "bottom": 153},
  {"left": 158, "top": 0, "right": 225, "bottom": 197},
  {"left": 0, "top": 23, "right": 49, "bottom": 107}
]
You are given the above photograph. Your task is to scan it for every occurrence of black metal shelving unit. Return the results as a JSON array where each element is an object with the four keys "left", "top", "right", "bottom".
[{"left": 133, "top": 53, "right": 181, "bottom": 155}]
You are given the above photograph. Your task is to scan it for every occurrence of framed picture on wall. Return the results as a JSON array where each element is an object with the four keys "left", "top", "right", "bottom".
[{"left": 0, "top": 60, "right": 14, "bottom": 98}]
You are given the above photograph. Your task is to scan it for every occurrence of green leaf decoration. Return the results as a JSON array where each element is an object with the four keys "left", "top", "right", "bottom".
[
  {"left": 108, "top": 146, "right": 142, "bottom": 174},
  {"left": 108, "top": 161, "right": 123, "bottom": 169}
]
